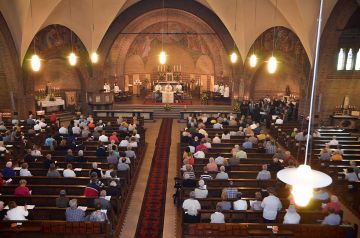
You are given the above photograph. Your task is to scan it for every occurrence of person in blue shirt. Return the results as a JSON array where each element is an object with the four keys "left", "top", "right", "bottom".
[
  {"left": 3, "top": 161, "right": 15, "bottom": 177},
  {"left": 242, "top": 138, "right": 253, "bottom": 149}
]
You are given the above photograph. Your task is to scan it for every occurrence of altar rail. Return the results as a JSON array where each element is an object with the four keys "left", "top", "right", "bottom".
[
  {"left": 180, "top": 111, "right": 241, "bottom": 121},
  {"left": 93, "top": 109, "right": 154, "bottom": 121}
]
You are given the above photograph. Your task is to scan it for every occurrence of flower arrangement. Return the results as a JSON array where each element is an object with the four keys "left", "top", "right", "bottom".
[
  {"left": 200, "top": 92, "right": 209, "bottom": 105},
  {"left": 232, "top": 100, "right": 240, "bottom": 112},
  {"left": 164, "top": 103, "right": 172, "bottom": 111}
]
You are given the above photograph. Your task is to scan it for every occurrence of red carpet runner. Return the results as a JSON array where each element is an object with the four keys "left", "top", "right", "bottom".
[{"left": 135, "top": 118, "right": 173, "bottom": 238}]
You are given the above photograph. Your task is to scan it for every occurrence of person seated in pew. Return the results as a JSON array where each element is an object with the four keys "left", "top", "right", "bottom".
[
  {"left": 19, "top": 162, "right": 32, "bottom": 177},
  {"left": 194, "top": 179, "right": 208, "bottom": 199},
  {"left": 313, "top": 188, "right": 329, "bottom": 202},
  {"left": 57, "top": 138, "right": 68, "bottom": 151},
  {"left": 183, "top": 191, "right": 201, "bottom": 215},
  {"left": 66, "top": 199, "right": 87, "bottom": 222},
  {"left": 319, "top": 145, "right": 332, "bottom": 161},
  {"left": 85, "top": 172, "right": 105, "bottom": 197},
  {"left": 250, "top": 192, "right": 263, "bottom": 211},
  {"left": 119, "top": 136, "right": 130, "bottom": 147},
  {"left": 236, "top": 126, "right": 245, "bottom": 136},
  {"left": 72, "top": 124, "right": 81, "bottom": 135},
  {"left": 217, "top": 191, "right": 232, "bottom": 211},
  {"left": 235, "top": 147, "right": 247, "bottom": 159},
  {"left": 81, "top": 126, "right": 91, "bottom": 138},
  {"left": 257, "top": 130, "right": 267, "bottom": 141},
  {"left": 261, "top": 187, "right": 282, "bottom": 223},
  {"left": 233, "top": 192, "right": 248, "bottom": 210},
  {"left": 183, "top": 205, "right": 201, "bottom": 224},
  {"left": 349, "top": 161, "right": 360, "bottom": 175},
  {"left": 59, "top": 124, "right": 68, "bottom": 135},
  {"left": 268, "top": 157, "right": 284, "bottom": 173},
  {"left": 283, "top": 151, "right": 296, "bottom": 166},
  {"left": 322, "top": 195, "right": 341, "bottom": 214},
  {"left": 283, "top": 204, "right": 301, "bottom": 224},
  {"left": 92, "top": 128, "right": 101, "bottom": 141},
  {"left": 182, "top": 173, "right": 197, "bottom": 188},
  {"left": 75, "top": 150, "right": 87, "bottom": 162},
  {"left": 64, "top": 149, "right": 76, "bottom": 163},
  {"left": 90, "top": 163, "right": 104, "bottom": 178},
  {"left": 344, "top": 168, "right": 359, "bottom": 182},
  {"left": 128, "top": 136, "right": 138, "bottom": 148},
  {"left": 31, "top": 145, "right": 42, "bottom": 157},
  {"left": 210, "top": 204, "right": 225, "bottom": 224},
  {"left": 196, "top": 139, "right": 208, "bottom": 153},
  {"left": 265, "top": 140, "right": 277, "bottom": 154},
  {"left": 206, "top": 157, "right": 218, "bottom": 172},
  {"left": 194, "top": 147, "right": 206, "bottom": 159},
  {"left": 94, "top": 190, "right": 111, "bottom": 210},
  {"left": 47, "top": 163, "right": 61, "bottom": 177},
  {"left": 221, "top": 131, "right": 231, "bottom": 140},
  {"left": 104, "top": 122, "right": 113, "bottom": 132},
  {"left": 107, "top": 150, "right": 119, "bottom": 165},
  {"left": 107, "top": 180, "right": 121, "bottom": 197},
  {"left": 117, "top": 156, "right": 130, "bottom": 171},
  {"left": 231, "top": 145, "right": 240, "bottom": 157},
  {"left": 215, "top": 166, "right": 229, "bottom": 180},
  {"left": 214, "top": 155, "right": 225, "bottom": 166},
  {"left": 242, "top": 137, "right": 253, "bottom": 149},
  {"left": 109, "top": 132, "right": 119, "bottom": 143},
  {"left": 328, "top": 136, "right": 339, "bottom": 146},
  {"left": 275, "top": 116, "right": 283, "bottom": 125},
  {"left": 331, "top": 150, "right": 343, "bottom": 161},
  {"left": 245, "top": 125, "right": 254, "bottom": 137},
  {"left": 89, "top": 203, "right": 108, "bottom": 222},
  {"left": 14, "top": 179, "right": 30, "bottom": 196},
  {"left": 321, "top": 208, "right": 341, "bottom": 226},
  {"left": 5, "top": 201, "right": 28, "bottom": 221},
  {"left": 104, "top": 164, "right": 115, "bottom": 179},
  {"left": 0, "top": 172, "right": 5, "bottom": 186},
  {"left": 44, "top": 135, "right": 57, "bottom": 151},
  {"left": 56, "top": 190, "right": 70, "bottom": 208},
  {"left": 200, "top": 166, "right": 213, "bottom": 180},
  {"left": 183, "top": 164, "right": 195, "bottom": 180},
  {"left": 3, "top": 161, "right": 15, "bottom": 177},
  {"left": 257, "top": 164, "right": 271, "bottom": 180},
  {"left": 249, "top": 135, "right": 259, "bottom": 145},
  {"left": 96, "top": 142, "right": 107, "bottom": 157},
  {"left": 98, "top": 131, "right": 109, "bottom": 143},
  {"left": 222, "top": 181, "right": 238, "bottom": 199},
  {"left": 63, "top": 163, "right": 76, "bottom": 178},
  {"left": 212, "top": 134, "right": 221, "bottom": 144}
]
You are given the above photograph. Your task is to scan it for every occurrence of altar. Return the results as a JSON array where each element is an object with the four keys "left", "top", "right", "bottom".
[
  {"left": 39, "top": 98, "right": 65, "bottom": 112},
  {"left": 162, "top": 91, "right": 174, "bottom": 103}
]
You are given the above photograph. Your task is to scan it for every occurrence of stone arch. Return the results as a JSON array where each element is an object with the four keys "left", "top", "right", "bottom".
[
  {"left": 0, "top": 12, "right": 23, "bottom": 115},
  {"left": 196, "top": 55, "right": 214, "bottom": 75},
  {"left": 22, "top": 24, "right": 91, "bottom": 112},
  {"left": 244, "top": 26, "right": 310, "bottom": 102},
  {"left": 125, "top": 55, "right": 145, "bottom": 74}
]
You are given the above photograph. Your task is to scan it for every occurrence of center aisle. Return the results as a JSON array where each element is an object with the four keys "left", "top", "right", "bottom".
[{"left": 135, "top": 118, "right": 173, "bottom": 238}]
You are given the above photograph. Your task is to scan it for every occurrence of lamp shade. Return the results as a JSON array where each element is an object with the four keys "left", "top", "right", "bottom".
[
  {"left": 230, "top": 52, "right": 238, "bottom": 63},
  {"left": 159, "top": 51, "right": 166, "bottom": 65},
  {"left": 277, "top": 165, "right": 332, "bottom": 188}
]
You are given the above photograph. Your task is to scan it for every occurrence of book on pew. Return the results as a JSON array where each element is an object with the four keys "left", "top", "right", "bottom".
[
  {"left": 57, "top": 168, "right": 64, "bottom": 171},
  {"left": 105, "top": 196, "right": 111, "bottom": 201},
  {"left": 13, "top": 167, "right": 21, "bottom": 171},
  {"left": 78, "top": 206, "right": 87, "bottom": 211},
  {"left": 4, "top": 205, "right": 35, "bottom": 210},
  {"left": 74, "top": 168, "right": 82, "bottom": 171}
]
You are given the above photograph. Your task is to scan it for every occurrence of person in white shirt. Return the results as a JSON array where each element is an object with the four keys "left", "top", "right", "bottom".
[
  {"left": 154, "top": 83, "right": 162, "bottom": 92},
  {"left": 201, "top": 115, "right": 208, "bottom": 123},
  {"left": 72, "top": 124, "right": 81, "bottom": 135},
  {"left": 221, "top": 131, "right": 231, "bottom": 140},
  {"left": 203, "top": 138, "right": 212, "bottom": 148},
  {"left": 128, "top": 137, "right": 138, "bottom": 147},
  {"left": 213, "top": 122, "right": 223, "bottom": 129},
  {"left": 98, "top": 132, "right": 109, "bottom": 143},
  {"left": 250, "top": 121, "right": 258, "bottom": 130},
  {"left": 114, "top": 83, "right": 120, "bottom": 94},
  {"left": 283, "top": 205, "right": 301, "bottom": 224},
  {"left": 5, "top": 201, "right": 28, "bottom": 221},
  {"left": 328, "top": 136, "right": 339, "bottom": 146},
  {"left": 63, "top": 163, "right": 76, "bottom": 178},
  {"left": 223, "top": 85, "right": 230, "bottom": 98},
  {"left": 210, "top": 205, "right": 225, "bottom": 223},
  {"left": 256, "top": 164, "right": 271, "bottom": 180},
  {"left": 19, "top": 163, "right": 32, "bottom": 177},
  {"left": 233, "top": 193, "right": 248, "bottom": 210},
  {"left": 261, "top": 187, "right": 282, "bottom": 222},
  {"left": 39, "top": 119, "right": 47, "bottom": 128},
  {"left": 119, "top": 137, "right": 130, "bottom": 147},
  {"left": 175, "top": 83, "right": 182, "bottom": 92},
  {"left": 212, "top": 134, "right": 221, "bottom": 144},
  {"left": 194, "top": 150, "right": 205, "bottom": 159},
  {"left": 59, "top": 125, "right": 68, "bottom": 134},
  {"left": 275, "top": 117, "right": 284, "bottom": 125},
  {"left": 198, "top": 128, "right": 208, "bottom": 137},
  {"left": 33, "top": 123, "right": 41, "bottom": 131},
  {"left": 194, "top": 180, "right": 208, "bottom": 198},
  {"left": 182, "top": 192, "right": 201, "bottom": 214},
  {"left": 214, "top": 84, "right": 219, "bottom": 93}
]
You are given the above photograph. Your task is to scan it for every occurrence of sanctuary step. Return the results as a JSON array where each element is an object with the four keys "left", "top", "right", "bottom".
[
  {"left": 111, "top": 104, "right": 233, "bottom": 119},
  {"left": 44, "top": 111, "right": 74, "bottom": 123}
]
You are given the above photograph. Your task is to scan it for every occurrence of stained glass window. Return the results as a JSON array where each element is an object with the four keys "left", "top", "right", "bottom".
[
  {"left": 337, "top": 48, "right": 345, "bottom": 70},
  {"left": 355, "top": 49, "right": 360, "bottom": 71},
  {"left": 345, "top": 48, "right": 353, "bottom": 70}
]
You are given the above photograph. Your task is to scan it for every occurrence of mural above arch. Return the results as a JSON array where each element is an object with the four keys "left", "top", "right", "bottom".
[{"left": 244, "top": 26, "right": 311, "bottom": 101}]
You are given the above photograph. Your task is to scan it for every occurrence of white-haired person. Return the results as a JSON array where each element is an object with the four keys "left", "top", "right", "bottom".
[
  {"left": 65, "top": 199, "right": 86, "bottom": 222},
  {"left": 215, "top": 166, "right": 229, "bottom": 179},
  {"left": 5, "top": 201, "right": 28, "bottom": 221},
  {"left": 194, "top": 179, "right": 208, "bottom": 198},
  {"left": 283, "top": 205, "right": 301, "bottom": 224}
]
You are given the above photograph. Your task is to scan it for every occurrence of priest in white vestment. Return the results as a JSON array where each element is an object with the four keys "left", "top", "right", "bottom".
[
  {"left": 214, "top": 84, "right": 219, "bottom": 93},
  {"left": 114, "top": 83, "right": 120, "bottom": 94},
  {"left": 104, "top": 83, "right": 111, "bottom": 93},
  {"left": 175, "top": 83, "right": 182, "bottom": 92},
  {"left": 154, "top": 83, "right": 162, "bottom": 92},
  {"left": 219, "top": 84, "right": 225, "bottom": 96},
  {"left": 224, "top": 85, "right": 230, "bottom": 98},
  {"left": 164, "top": 83, "right": 173, "bottom": 92}
]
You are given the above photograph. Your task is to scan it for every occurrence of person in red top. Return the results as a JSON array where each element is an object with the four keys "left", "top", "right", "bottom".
[
  {"left": 109, "top": 132, "right": 119, "bottom": 143},
  {"left": 0, "top": 172, "right": 4, "bottom": 186},
  {"left": 195, "top": 139, "right": 208, "bottom": 153},
  {"left": 14, "top": 179, "right": 30, "bottom": 196},
  {"left": 322, "top": 195, "right": 341, "bottom": 214},
  {"left": 50, "top": 113, "right": 57, "bottom": 124}
]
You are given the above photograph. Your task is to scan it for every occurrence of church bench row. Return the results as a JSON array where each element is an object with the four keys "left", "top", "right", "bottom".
[
  {"left": 191, "top": 157, "right": 274, "bottom": 165},
  {"left": 179, "top": 111, "right": 242, "bottom": 121},
  {"left": 192, "top": 210, "right": 328, "bottom": 224},
  {"left": 0, "top": 220, "right": 111, "bottom": 238},
  {"left": 190, "top": 163, "right": 264, "bottom": 171},
  {"left": 92, "top": 110, "right": 153, "bottom": 122},
  {"left": 187, "top": 170, "right": 277, "bottom": 180},
  {"left": 182, "top": 223, "right": 357, "bottom": 238},
  {"left": 175, "top": 178, "right": 277, "bottom": 188}
]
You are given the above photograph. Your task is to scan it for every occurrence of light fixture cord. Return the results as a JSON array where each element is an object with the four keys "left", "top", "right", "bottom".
[
  {"left": 30, "top": 0, "right": 36, "bottom": 54},
  {"left": 253, "top": 0, "right": 257, "bottom": 55},
  {"left": 304, "top": 0, "right": 324, "bottom": 165},
  {"left": 234, "top": 0, "right": 237, "bottom": 50},
  {"left": 161, "top": 0, "right": 164, "bottom": 52},
  {"left": 92, "top": 0, "right": 94, "bottom": 53},
  {"left": 272, "top": 0, "right": 278, "bottom": 56}
]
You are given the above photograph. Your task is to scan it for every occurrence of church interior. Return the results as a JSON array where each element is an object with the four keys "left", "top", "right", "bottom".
[{"left": 0, "top": 0, "right": 359, "bottom": 237}]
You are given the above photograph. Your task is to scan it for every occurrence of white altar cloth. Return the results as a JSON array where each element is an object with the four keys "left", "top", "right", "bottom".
[{"left": 162, "top": 91, "right": 174, "bottom": 103}]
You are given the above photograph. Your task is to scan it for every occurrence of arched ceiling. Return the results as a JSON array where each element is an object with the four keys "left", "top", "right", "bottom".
[{"left": 0, "top": 0, "right": 338, "bottom": 66}]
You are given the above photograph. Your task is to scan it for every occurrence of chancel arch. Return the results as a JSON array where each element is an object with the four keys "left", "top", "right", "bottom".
[{"left": 244, "top": 26, "right": 310, "bottom": 108}]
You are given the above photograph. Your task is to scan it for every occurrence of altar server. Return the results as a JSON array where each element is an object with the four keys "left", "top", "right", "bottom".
[
  {"left": 224, "top": 85, "right": 230, "bottom": 98},
  {"left": 164, "top": 83, "right": 173, "bottom": 92}
]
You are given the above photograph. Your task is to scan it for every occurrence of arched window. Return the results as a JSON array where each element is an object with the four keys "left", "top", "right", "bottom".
[
  {"left": 337, "top": 48, "right": 345, "bottom": 70},
  {"left": 345, "top": 48, "right": 353, "bottom": 70},
  {"left": 355, "top": 49, "right": 360, "bottom": 71}
]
